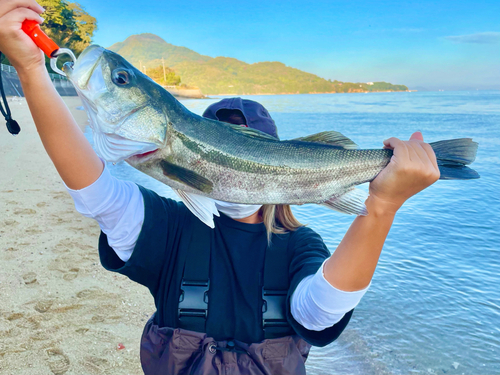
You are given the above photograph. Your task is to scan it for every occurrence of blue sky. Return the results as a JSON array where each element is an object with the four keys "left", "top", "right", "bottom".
[{"left": 76, "top": 0, "right": 499, "bottom": 90}]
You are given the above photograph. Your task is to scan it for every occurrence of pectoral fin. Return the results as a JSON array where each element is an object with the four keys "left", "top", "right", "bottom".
[
  {"left": 321, "top": 188, "right": 368, "bottom": 215},
  {"left": 160, "top": 160, "right": 213, "bottom": 193}
]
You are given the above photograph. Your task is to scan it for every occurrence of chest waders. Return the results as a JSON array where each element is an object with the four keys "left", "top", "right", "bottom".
[{"left": 140, "top": 220, "right": 311, "bottom": 374}]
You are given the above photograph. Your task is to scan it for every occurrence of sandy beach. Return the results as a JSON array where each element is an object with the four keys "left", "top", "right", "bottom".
[{"left": 0, "top": 96, "right": 154, "bottom": 375}]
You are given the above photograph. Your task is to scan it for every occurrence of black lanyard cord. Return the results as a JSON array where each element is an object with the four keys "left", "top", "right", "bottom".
[{"left": 0, "top": 51, "right": 21, "bottom": 135}]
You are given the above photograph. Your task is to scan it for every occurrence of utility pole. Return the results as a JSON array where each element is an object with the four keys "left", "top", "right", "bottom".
[{"left": 162, "top": 57, "right": 166, "bottom": 83}]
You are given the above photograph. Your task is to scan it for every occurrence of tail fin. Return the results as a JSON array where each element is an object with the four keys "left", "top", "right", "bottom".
[{"left": 429, "top": 138, "right": 480, "bottom": 180}]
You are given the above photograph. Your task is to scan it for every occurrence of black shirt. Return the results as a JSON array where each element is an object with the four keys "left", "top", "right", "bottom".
[{"left": 98, "top": 186, "right": 353, "bottom": 346}]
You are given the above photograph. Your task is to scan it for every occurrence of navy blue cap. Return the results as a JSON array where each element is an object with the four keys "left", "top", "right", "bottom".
[{"left": 202, "top": 97, "right": 279, "bottom": 139}]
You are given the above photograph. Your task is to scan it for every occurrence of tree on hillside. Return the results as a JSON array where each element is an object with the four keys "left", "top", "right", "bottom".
[
  {"left": 67, "top": 3, "right": 97, "bottom": 53},
  {"left": 37, "top": 0, "right": 97, "bottom": 72},
  {"left": 145, "top": 65, "right": 181, "bottom": 86}
]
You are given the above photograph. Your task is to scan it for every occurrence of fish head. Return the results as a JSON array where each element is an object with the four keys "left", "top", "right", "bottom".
[{"left": 63, "top": 45, "right": 167, "bottom": 163}]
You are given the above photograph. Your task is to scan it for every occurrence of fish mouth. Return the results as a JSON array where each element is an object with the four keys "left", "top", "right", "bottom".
[
  {"left": 126, "top": 148, "right": 160, "bottom": 164},
  {"left": 133, "top": 149, "right": 159, "bottom": 158},
  {"left": 64, "top": 45, "right": 105, "bottom": 89}
]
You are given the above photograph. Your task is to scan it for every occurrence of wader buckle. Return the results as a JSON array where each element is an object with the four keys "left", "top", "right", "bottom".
[
  {"left": 178, "top": 279, "right": 210, "bottom": 319},
  {"left": 262, "top": 289, "right": 288, "bottom": 330}
]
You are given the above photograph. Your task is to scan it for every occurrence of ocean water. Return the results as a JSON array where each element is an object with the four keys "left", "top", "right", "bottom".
[{"left": 101, "top": 91, "right": 500, "bottom": 374}]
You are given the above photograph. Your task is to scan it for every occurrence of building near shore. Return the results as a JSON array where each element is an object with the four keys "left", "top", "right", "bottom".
[{"left": 1, "top": 63, "right": 77, "bottom": 97}]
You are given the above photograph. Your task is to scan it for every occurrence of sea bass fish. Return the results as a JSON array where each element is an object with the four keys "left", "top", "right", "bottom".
[{"left": 63, "top": 45, "right": 479, "bottom": 228}]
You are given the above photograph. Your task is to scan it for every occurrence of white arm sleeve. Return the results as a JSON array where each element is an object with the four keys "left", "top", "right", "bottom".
[
  {"left": 65, "top": 164, "right": 144, "bottom": 262},
  {"left": 291, "top": 259, "right": 370, "bottom": 331}
]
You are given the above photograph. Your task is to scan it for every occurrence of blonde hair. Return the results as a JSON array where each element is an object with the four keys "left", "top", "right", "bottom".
[{"left": 260, "top": 204, "right": 304, "bottom": 243}]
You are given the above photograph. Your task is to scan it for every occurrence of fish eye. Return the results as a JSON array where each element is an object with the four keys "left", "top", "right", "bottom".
[{"left": 112, "top": 69, "right": 131, "bottom": 86}]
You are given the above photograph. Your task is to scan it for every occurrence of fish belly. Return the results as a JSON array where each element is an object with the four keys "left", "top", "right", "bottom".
[{"left": 205, "top": 156, "right": 389, "bottom": 204}]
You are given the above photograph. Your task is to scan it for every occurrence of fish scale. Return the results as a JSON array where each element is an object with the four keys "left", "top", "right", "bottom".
[{"left": 146, "top": 130, "right": 389, "bottom": 204}]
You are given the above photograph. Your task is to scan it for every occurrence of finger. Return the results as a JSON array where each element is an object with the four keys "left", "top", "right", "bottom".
[
  {"left": 408, "top": 140, "right": 430, "bottom": 165},
  {"left": 383, "top": 137, "right": 402, "bottom": 150},
  {"left": 409, "top": 141, "right": 441, "bottom": 181},
  {"left": 408, "top": 138, "right": 437, "bottom": 167},
  {"left": 0, "top": 0, "right": 44, "bottom": 18},
  {"left": 2, "top": 0, "right": 45, "bottom": 14},
  {"left": 409, "top": 131, "right": 424, "bottom": 142},
  {"left": 420, "top": 142, "right": 439, "bottom": 171},
  {"left": 384, "top": 137, "right": 410, "bottom": 162},
  {"left": 3, "top": 7, "right": 44, "bottom": 25}
]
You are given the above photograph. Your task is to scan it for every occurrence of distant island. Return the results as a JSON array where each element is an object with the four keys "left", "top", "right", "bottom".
[{"left": 109, "top": 34, "right": 408, "bottom": 96}]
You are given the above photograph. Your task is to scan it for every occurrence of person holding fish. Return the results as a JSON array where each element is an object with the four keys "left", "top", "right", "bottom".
[{"left": 0, "top": 1, "right": 479, "bottom": 374}]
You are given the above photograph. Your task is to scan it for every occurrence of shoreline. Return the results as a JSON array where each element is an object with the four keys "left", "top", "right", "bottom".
[{"left": 208, "top": 90, "right": 410, "bottom": 96}]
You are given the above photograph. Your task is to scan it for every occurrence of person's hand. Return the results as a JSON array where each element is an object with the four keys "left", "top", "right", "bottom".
[
  {"left": 0, "top": 0, "right": 45, "bottom": 75},
  {"left": 368, "top": 131, "right": 440, "bottom": 215}
]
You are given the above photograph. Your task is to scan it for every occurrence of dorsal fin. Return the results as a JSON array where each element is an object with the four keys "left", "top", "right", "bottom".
[
  {"left": 227, "top": 123, "right": 277, "bottom": 141},
  {"left": 293, "top": 131, "right": 358, "bottom": 149}
]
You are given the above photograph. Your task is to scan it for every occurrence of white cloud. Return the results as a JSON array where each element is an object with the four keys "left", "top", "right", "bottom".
[{"left": 445, "top": 32, "right": 500, "bottom": 44}]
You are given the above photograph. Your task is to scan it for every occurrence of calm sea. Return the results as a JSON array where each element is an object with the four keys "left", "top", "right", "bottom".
[{"left": 101, "top": 91, "right": 500, "bottom": 375}]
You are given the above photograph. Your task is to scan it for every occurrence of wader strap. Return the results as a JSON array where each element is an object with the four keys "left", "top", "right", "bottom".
[
  {"left": 177, "top": 219, "right": 211, "bottom": 332},
  {"left": 263, "top": 234, "right": 293, "bottom": 339}
]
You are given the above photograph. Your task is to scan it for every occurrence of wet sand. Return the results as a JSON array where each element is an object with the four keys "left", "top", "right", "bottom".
[{"left": 0, "top": 96, "right": 154, "bottom": 374}]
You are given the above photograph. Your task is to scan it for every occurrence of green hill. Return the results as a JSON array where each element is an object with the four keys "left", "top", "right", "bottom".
[
  {"left": 108, "top": 33, "right": 211, "bottom": 68},
  {"left": 108, "top": 33, "right": 408, "bottom": 95}
]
